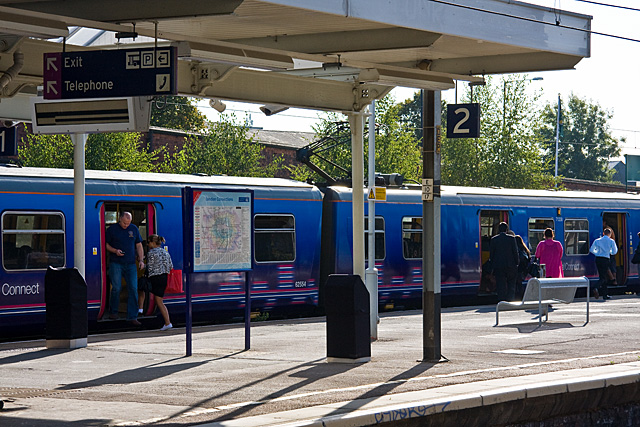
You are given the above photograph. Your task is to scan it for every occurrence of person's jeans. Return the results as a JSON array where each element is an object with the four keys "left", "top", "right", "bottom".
[{"left": 109, "top": 262, "right": 139, "bottom": 320}]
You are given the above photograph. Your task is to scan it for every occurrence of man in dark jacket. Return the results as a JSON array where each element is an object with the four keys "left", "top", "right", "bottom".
[{"left": 489, "top": 222, "right": 519, "bottom": 301}]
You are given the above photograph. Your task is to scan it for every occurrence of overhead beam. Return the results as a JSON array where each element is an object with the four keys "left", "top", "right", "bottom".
[
  {"left": 179, "top": 61, "right": 394, "bottom": 112},
  {"left": 428, "top": 51, "right": 584, "bottom": 75},
  {"left": 0, "top": 10, "right": 68, "bottom": 38},
  {"left": 230, "top": 28, "right": 442, "bottom": 55},
  {"left": 0, "top": 0, "right": 244, "bottom": 22}
]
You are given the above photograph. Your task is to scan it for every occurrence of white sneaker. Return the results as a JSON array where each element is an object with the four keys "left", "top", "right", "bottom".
[{"left": 160, "top": 323, "right": 172, "bottom": 331}]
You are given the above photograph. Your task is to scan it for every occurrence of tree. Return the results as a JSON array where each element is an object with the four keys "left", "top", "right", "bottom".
[
  {"left": 441, "top": 76, "right": 556, "bottom": 189},
  {"left": 150, "top": 96, "right": 207, "bottom": 133},
  {"left": 163, "top": 114, "right": 282, "bottom": 177},
  {"left": 85, "top": 132, "right": 161, "bottom": 172},
  {"left": 537, "top": 94, "right": 621, "bottom": 182},
  {"left": 289, "top": 94, "right": 422, "bottom": 183},
  {"left": 19, "top": 131, "right": 162, "bottom": 172},
  {"left": 19, "top": 127, "right": 74, "bottom": 169}
]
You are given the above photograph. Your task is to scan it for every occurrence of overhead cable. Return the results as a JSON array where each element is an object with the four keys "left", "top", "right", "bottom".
[
  {"left": 575, "top": 0, "right": 640, "bottom": 13},
  {"left": 428, "top": 0, "right": 640, "bottom": 44}
]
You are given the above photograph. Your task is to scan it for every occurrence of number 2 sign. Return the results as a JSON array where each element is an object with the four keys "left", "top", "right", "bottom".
[{"left": 446, "top": 103, "right": 480, "bottom": 138}]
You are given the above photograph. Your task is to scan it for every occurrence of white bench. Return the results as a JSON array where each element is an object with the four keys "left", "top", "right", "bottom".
[{"left": 495, "top": 276, "right": 590, "bottom": 326}]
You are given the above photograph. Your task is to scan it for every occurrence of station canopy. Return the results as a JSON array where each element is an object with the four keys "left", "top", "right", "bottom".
[{"left": 0, "top": 0, "right": 591, "bottom": 119}]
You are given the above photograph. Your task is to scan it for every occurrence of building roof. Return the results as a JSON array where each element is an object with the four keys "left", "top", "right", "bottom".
[{"left": 248, "top": 129, "right": 315, "bottom": 150}]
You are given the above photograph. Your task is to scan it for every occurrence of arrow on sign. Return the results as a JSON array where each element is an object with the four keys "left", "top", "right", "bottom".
[
  {"left": 46, "top": 81, "right": 58, "bottom": 95},
  {"left": 46, "top": 56, "right": 58, "bottom": 72}
]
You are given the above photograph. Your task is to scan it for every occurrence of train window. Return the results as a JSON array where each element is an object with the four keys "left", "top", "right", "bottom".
[
  {"left": 402, "top": 217, "right": 422, "bottom": 259},
  {"left": 528, "top": 218, "right": 554, "bottom": 252},
  {"left": 254, "top": 215, "right": 295, "bottom": 262},
  {"left": 364, "top": 217, "right": 385, "bottom": 260},
  {"left": 2, "top": 211, "right": 65, "bottom": 270},
  {"left": 565, "top": 219, "right": 589, "bottom": 256}
]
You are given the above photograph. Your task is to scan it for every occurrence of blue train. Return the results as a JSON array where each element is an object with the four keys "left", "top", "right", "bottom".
[{"left": 2, "top": 166, "right": 639, "bottom": 339}]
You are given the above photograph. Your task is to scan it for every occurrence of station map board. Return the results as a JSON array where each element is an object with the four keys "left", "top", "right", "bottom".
[{"left": 192, "top": 189, "right": 253, "bottom": 272}]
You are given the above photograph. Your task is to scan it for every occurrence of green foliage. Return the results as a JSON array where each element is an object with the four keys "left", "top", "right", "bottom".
[
  {"left": 19, "top": 130, "right": 162, "bottom": 172},
  {"left": 441, "top": 76, "right": 557, "bottom": 189},
  {"left": 85, "top": 132, "right": 161, "bottom": 172},
  {"left": 150, "top": 96, "right": 207, "bottom": 133},
  {"left": 301, "top": 94, "right": 422, "bottom": 183},
  {"left": 162, "top": 115, "right": 280, "bottom": 177},
  {"left": 537, "top": 94, "right": 621, "bottom": 182},
  {"left": 19, "top": 126, "right": 74, "bottom": 168}
]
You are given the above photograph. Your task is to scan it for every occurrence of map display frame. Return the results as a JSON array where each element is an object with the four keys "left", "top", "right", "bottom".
[{"left": 192, "top": 189, "right": 254, "bottom": 272}]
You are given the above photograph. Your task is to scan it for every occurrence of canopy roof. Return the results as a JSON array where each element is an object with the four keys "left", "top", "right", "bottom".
[{"left": 0, "top": 0, "right": 591, "bottom": 117}]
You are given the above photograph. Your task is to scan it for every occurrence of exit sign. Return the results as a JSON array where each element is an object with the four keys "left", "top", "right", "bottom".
[{"left": 43, "top": 47, "right": 177, "bottom": 100}]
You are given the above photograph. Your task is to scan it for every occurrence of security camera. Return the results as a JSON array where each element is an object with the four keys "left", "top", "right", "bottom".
[
  {"left": 209, "top": 98, "right": 226, "bottom": 113},
  {"left": 259, "top": 104, "right": 289, "bottom": 116}
]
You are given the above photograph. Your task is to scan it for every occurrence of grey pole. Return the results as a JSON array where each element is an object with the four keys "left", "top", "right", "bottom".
[
  {"left": 366, "top": 101, "right": 379, "bottom": 340},
  {"left": 422, "top": 90, "right": 442, "bottom": 363},
  {"left": 72, "top": 133, "right": 87, "bottom": 278},
  {"left": 347, "top": 111, "right": 366, "bottom": 280}
]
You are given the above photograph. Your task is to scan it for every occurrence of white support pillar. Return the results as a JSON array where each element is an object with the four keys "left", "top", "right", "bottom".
[
  {"left": 72, "top": 133, "right": 86, "bottom": 278},
  {"left": 366, "top": 101, "right": 379, "bottom": 340},
  {"left": 347, "top": 111, "right": 366, "bottom": 281}
]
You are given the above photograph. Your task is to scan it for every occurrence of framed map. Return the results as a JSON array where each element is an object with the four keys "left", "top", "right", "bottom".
[{"left": 192, "top": 189, "right": 253, "bottom": 272}]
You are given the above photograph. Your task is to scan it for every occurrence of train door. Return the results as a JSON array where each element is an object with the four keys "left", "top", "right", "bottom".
[
  {"left": 99, "top": 202, "right": 155, "bottom": 321},
  {"left": 479, "top": 210, "right": 510, "bottom": 294},
  {"left": 602, "top": 212, "right": 627, "bottom": 286}
]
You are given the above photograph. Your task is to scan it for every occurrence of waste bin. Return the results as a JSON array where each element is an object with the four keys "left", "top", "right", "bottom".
[
  {"left": 324, "top": 274, "right": 371, "bottom": 362},
  {"left": 45, "top": 267, "right": 88, "bottom": 349}
]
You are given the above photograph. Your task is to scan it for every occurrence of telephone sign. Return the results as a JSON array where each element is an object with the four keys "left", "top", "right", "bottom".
[
  {"left": 43, "top": 47, "right": 177, "bottom": 100},
  {"left": 446, "top": 103, "right": 480, "bottom": 138}
]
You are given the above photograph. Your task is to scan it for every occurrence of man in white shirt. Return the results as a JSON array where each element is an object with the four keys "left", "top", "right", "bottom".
[{"left": 589, "top": 228, "right": 618, "bottom": 300}]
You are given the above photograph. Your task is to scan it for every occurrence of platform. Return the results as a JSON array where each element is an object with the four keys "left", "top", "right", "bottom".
[{"left": 1, "top": 295, "right": 640, "bottom": 426}]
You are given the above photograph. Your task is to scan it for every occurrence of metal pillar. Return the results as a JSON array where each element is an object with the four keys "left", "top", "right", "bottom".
[
  {"left": 347, "top": 111, "right": 366, "bottom": 280},
  {"left": 366, "top": 101, "right": 379, "bottom": 340},
  {"left": 71, "top": 133, "right": 86, "bottom": 278},
  {"left": 422, "top": 90, "right": 442, "bottom": 362},
  {"left": 554, "top": 94, "right": 560, "bottom": 178}
]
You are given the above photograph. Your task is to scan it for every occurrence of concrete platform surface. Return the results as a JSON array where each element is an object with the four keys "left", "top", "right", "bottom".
[{"left": 1, "top": 295, "right": 640, "bottom": 426}]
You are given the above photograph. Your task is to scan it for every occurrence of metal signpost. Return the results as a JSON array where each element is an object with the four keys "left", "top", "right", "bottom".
[
  {"left": 182, "top": 187, "right": 254, "bottom": 356},
  {"left": 43, "top": 47, "right": 177, "bottom": 99}
]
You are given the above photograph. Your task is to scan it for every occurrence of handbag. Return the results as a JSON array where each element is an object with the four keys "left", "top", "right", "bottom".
[
  {"left": 528, "top": 257, "right": 541, "bottom": 278},
  {"left": 166, "top": 269, "right": 183, "bottom": 294},
  {"left": 632, "top": 246, "right": 640, "bottom": 264}
]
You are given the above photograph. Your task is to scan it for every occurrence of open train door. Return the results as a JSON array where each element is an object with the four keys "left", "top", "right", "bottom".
[
  {"left": 478, "top": 210, "right": 510, "bottom": 295},
  {"left": 602, "top": 212, "right": 628, "bottom": 288},
  {"left": 98, "top": 202, "right": 155, "bottom": 321}
]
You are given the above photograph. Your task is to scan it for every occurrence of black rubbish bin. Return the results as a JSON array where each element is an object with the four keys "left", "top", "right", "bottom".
[
  {"left": 45, "top": 267, "right": 88, "bottom": 348},
  {"left": 324, "top": 274, "right": 371, "bottom": 362}
]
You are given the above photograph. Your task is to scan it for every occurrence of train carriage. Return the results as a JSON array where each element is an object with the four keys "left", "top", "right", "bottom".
[
  {"left": 0, "top": 166, "right": 322, "bottom": 339},
  {"left": 320, "top": 185, "right": 640, "bottom": 307}
]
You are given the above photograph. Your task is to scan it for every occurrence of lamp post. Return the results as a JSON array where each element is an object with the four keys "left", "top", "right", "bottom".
[{"left": 502, "top": 77, "right": 543, "bottom": 134}]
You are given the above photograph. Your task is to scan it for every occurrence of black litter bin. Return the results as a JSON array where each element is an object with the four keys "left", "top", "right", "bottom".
[
  {"left": 45, "top": 267, "right": 88, "bottom": 348},
  {"left": 324, "top": 274, "right": 371, "bottom": 362}
]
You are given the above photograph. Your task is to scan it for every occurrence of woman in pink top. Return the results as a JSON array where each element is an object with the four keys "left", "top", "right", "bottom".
[{"left": 535, "top": 228, "right": 564, "bottom": 278}]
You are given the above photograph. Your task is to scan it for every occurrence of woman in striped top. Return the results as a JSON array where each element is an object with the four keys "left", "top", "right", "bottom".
[{"left": 147, "top": 234, "right": 174, "bottom": 331}]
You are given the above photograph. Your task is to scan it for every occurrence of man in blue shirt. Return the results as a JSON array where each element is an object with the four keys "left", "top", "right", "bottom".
[
  {"left": 589, "top": 228, "right": 618, "bottom": 300},
  {"left": 106, "top": 212, "right": 145, "bottom": 325}
]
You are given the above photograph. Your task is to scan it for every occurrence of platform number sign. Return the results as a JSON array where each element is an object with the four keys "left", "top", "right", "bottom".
[
  {"left": 0, "top": 126, "right": 17, "bottom": 156},
  {"left": 446, "top": 103, "right": 480, "bottom": 138}
]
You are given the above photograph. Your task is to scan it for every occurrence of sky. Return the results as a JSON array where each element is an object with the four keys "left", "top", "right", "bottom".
[{"left": 197, "top": 0, "right": 640, "bottom": 157}]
